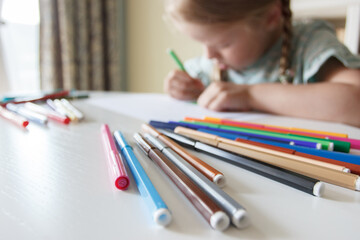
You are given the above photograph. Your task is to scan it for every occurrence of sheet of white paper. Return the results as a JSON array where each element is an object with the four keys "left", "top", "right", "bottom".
[{"left": 86, "top": 93, "right": 269, "bottom": 122}]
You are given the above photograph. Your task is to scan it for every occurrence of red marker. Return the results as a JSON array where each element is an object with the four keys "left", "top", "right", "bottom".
[
  {"left": 101, "top": 124, "right": 130, "bottom": 190},
  {"left": 23, "top": 102, "right": 70, "bottom": 125},
  {"left": 0, "top": 105, "right": 29, "bottom": 128},
  {"left": 1, "top": 90, "right": 70, "bottom": 106}
]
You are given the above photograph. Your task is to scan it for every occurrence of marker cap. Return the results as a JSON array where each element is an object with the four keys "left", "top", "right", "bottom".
[
  {"left": 213, "top": 174, "right": 226, "bottom": 188},
  {"left": 210, "top": 211, "right": 230, "bottom": 231},
  {"left": 232, "top": 209, "right": 250, "bottom": 229},
  {"left": 313, "top": 181, "right": 325, "bottom": 197},
  {"left": 154, "top": 208, "right": 172, "bottom": 227}
]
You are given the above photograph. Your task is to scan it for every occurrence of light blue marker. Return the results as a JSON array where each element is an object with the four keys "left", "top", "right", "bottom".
[
  {"left": 6, "top": 103, "right": 48, "bottom": 125},
  {"left": 114, "top": 131, "right": 172, "bottom": 226}
]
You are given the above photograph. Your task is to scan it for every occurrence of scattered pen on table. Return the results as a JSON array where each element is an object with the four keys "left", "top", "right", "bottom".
[
  {"left": 114, "top": 131, "right": 172, "bottom": 226},
  {"left": 24, "top": 102, "right": 70, "bottom": 125},
  {"left": 101, "top": 124, "right": 129, "bottom": 190},
  {"left": 53, "top": 99, "right": 77, "bottom": 122},
  {"left": 159, "top": 129, "right": 325, "bottom": 197},
  {"left": 134, "top": 132, "right": 230, "bottom": 231},
  {"left": 142, "top": 123, "right": 226, "bottom": 187},
  {"left": 0, "top": 105, "right": 29, "bottom": 128},
  {"left": 143, "top": 133, "right": 250, "bottom": 229},
  {"left": 60, "top": 99, "right": 84, "bottom": 121},
  {"left": 0, "top": 90, "right": 70, "bottom": 106},
  {"left": 6, "top": 103, "right": 48, "bottom": 125},
  {"left": 174, "top": 126, "right": 360, "bottom": 191}
]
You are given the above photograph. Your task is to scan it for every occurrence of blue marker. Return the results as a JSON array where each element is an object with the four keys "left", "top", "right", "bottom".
[
  {"left": 196, "top": 128, "right": 360, "bottom": 166},
  {"left": 6, "top": 103, "right": 48, "bottom": 125},
  {"left": 163, "top": 120, "right": 322, "bottom": 149},
  {"left": 149, "top": 120, "right": 179, "bottom": 130},
  {"left": 197, "top": 128, "right": 321, "bottom": 149},
  {"left": 247, "top": 138, "right": 360, "bottom": 166},
  {"left": 114, "top": 131, "right": 172, "bottom": 226}
]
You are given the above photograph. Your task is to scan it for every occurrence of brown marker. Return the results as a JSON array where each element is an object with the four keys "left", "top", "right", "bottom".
[
  {"left": 133, "top": 133, "right": 230, "bottom": 231},
  {"left": 142, "top": 123, "right": 226, "bottom": 187}
]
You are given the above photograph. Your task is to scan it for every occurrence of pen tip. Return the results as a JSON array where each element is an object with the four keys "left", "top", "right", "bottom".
[
  {"left": 23, "top": 121, "right": 29, "bottom": 127},
  {"left": 64, "top": 118, "right": 71, "bottom": 124}
]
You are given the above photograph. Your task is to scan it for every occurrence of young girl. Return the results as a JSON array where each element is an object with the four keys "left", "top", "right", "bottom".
[{"left": 163, "top": 0, "right": 360, "bottom": 127}]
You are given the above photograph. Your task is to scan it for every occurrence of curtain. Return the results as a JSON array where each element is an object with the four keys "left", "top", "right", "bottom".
[
  {"left": 39, "top": 0, "right": 125, "bottom": 91},
  {"left": 0, "top": 0, "right": 9, "bottom": 93}
]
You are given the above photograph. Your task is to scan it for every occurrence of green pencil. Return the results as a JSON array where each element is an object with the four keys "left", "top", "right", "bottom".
[{"left": 167, "top": 48, "right": 186, "bottom": 71}]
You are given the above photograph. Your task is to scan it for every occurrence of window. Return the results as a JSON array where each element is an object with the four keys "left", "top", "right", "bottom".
[{"left": 0, "top": 0, "right": 40, "bottom": 94}]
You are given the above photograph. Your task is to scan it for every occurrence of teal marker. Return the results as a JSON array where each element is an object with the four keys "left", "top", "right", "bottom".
[{"left": 167, "top": 48, "right": 186, "bottom": 71}]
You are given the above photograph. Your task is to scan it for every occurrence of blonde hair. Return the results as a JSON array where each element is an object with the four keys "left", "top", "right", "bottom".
[{"left": 165, "top": 0, "right": 293, "bottom": 83}]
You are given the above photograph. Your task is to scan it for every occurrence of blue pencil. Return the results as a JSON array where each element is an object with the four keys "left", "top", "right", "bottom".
[{"left": 113, "top": 131, "right": 172, "bottom": 226}]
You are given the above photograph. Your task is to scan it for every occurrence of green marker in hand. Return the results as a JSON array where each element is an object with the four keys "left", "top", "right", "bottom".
[{"left": 167, "top": 48, "right": 186, "bottom": 71}]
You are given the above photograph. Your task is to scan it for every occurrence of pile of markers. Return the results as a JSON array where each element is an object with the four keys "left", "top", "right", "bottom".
[
  {"left": 0, "top": 90, "right": 86, "bottom": 128},
  {"left": 102, "top": 123, "right": 248, "bottom": 231},
  {"left": 149, "top": 117, "right": 360, "bottom": 191},
  {"left": 102, "top": 116, "right": 360, "bottom": 231}
]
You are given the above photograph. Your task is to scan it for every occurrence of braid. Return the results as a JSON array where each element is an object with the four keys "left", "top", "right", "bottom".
[{"left": 279, "top": 0, "right": 293, "bottom": 84}]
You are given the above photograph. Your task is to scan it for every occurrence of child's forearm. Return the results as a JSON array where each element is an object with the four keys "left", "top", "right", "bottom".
[{"left": 248, "top": 82, "right": 360, "bottom": 127}]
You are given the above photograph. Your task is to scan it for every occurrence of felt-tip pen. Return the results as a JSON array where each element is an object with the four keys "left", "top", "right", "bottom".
[
  {"left": 167, "top": 48, "right": 186, "bottom": 71},
  {"left": 114, "top": 131, "right": 172, "bottom": 226}
]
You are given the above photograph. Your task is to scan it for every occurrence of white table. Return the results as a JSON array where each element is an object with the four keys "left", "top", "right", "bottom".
[{"left": 1, "top": 92, "right": 359, "bottom": 240}]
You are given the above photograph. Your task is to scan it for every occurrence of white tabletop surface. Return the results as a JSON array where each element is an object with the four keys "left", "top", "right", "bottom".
[{"left": 1, "top": 92, "right": 359, "bottom": 240}]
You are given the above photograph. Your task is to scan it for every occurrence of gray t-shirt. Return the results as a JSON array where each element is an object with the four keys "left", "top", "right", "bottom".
[{"left": 184, "top": 20, "right": 360, "bottom": 85}]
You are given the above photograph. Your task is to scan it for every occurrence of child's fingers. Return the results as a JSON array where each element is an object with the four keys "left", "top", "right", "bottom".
[
  {"left": 164, "top": 70, "right": 204, "bottom": 100},
  {"left": 197, "top": 82, "right": 225, "bottom": 109},
  {"left": 198, "top": 82, "right": 250, "bottom": 111}
]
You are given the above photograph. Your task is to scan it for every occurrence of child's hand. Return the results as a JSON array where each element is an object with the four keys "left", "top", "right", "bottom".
[
  {"left": 164, "top": 70, "right": 205, "bottom": 100},
  {"left": 197, "top": 82, "right": 251, "bottom": 111}
]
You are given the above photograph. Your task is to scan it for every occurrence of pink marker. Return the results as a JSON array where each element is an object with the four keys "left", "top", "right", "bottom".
[{"left": 101, "top": 124, "right": 130, "bottom": 190}]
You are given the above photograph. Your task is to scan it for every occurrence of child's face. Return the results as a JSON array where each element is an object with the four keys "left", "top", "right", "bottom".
[{"left": 177, "top": 20, "right": 276, "bottom": 71}]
